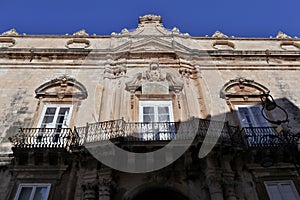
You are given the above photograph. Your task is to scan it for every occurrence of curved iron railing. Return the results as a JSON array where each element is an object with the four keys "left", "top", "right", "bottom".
[
  {"left": 75, "top": 118, "right": 240, "bottom": 145},
  {"left": 9, "top": 128, "right": 76, "bottom": 149},
  {"left": 240, "top": 127, "right": 300, "bottom": 148},
  {"left": 9, "top": 118, "right": 242, "bottom": 149}
]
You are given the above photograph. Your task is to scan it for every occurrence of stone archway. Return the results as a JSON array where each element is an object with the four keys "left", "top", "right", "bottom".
[{"left": 131, "top": 187, "right": 188, "bottom": 200}]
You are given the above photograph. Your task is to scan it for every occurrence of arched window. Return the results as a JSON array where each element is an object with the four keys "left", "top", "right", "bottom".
[
  {"left": 220, "top": 77, "right": 271, "bottom": 128},
  {"left": 34, "top": 75, "right": 88, "bottom": 129}
]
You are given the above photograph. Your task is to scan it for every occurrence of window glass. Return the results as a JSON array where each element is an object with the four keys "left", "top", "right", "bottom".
[
  {"left": 18, "top": 187, "right": 32, "bottom": 200},
  {"left": 33, "top": 187, "right": 48, "bottom": 200},
  {"left": 139, "top": 101, "right": 175, "bottom": 140},
  {"left": 264, "top": 180, "right": 299, "bottom": 200},
  {"left": 14, "top": 184, "right": 51, "bottom": 200},
  {"left": 236, "top": 105, "right": 270, "bottom": 127},
  {"left": 38, "top": 105, "right": 72, "bottom": 129}
]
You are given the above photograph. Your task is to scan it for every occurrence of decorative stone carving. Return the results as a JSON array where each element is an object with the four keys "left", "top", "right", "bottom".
[
  {"left": 104, "top": 65, "right": 127, "bottom": 79},
  {"left": 276, "top": 31, "right": 291, "bottom": 39},
  {"left": 82, "top": 181, "right": 98, "bottom": 200},
  {"left": 66, "top": 38, "right": 90, "bottom": 49},
  {"left": 35, "top": 75, "right": 88, "bottom": 99},
  {"left": 73, "top": 29, "right": 89, "bottom": 37},
  {"left": 172, "top": 27, "right": 180, "bottom": 34},
  {"left": 138, "top": 14, "right": 162, "bottom": 25},
  {"left": 98, "top": 178, "right": 115, "bottom": 200},
  {"left": 145, "top": 62, "right": 164, "bottom": 82},
  {"left": 220, "top": 77, "right": 270, "bottom": 99},
  {"left": 1, "top": 28, "right": 19, "bottom": 36},
  {"left": 121, "top": 28, "right": 129, "bottom": 34},
  {"left": 212, "top": 31, "right": 228, "bottom": 38},
  {"left": 125, "top": 62, "right": 183, "bottom": 93},
  {"left": 179, "top": 67, "right": 198, "bottom": 79}
]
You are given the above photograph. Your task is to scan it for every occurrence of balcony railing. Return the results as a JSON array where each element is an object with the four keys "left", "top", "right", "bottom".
[
  {"left": 75, "top": 118, "right": 240, "bottom": 145},
  {"left": 240, "top": 127, "right": 300, "bottom": 148},
  {"left": 9, "top": 128, "right": 77, "bottom": 149},
  {"left": 9, "top": 118, "right": 241, "bottom": 149}
]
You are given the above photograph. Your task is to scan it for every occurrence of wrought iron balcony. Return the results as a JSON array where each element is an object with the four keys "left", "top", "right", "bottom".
[
  {"left": 75, "top": 118, "right": 240, "bottom": 145},
  {"left": 9, "top": 118, "right": 241, "bottom": 150},
  {"left": 9, "top": 128, "right": 77, "bottom": 149},
  {"left": 240, "top": 127, "right": 300, "bottom": 148}
]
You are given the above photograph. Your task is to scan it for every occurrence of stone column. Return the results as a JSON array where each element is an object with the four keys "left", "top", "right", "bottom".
[{"left": 205, "top": 154, "right": 224, "bottom": 200}]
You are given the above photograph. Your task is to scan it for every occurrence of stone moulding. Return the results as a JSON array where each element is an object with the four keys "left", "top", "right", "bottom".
[
  {"left": 0, "top": 38, "right": 16, "bottom": 48},
  {"left": 66, "top": 38, "right": 90, "bottom": 49},
  {"left": 212, "top": 40, "right": 235, "bottom": 50},
  {"left": 280, "top": 41, "right": 300, "bottom": 50},
  {"left": 35, "top": 75, "right": 88, "bottom": 99},
  {"left": 220, "top": 77, "right": 270, "bottom": 99}
]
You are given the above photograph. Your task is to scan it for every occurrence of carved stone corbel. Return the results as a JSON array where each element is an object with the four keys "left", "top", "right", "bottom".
[
  {"left": 104, "top": 65, "right": 127, "bottom": 79},
  {"left": 179, "top": 67, "right": 197, "bottom": 79}
]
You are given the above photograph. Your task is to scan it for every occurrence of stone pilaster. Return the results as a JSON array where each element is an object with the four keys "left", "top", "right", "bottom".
[
  {"left": 98, "top": 169, "right": 115, "bottom": 200},
  {"left": 82, "top": 181, "right": 98, "bottom": 200},
  {"left": 222, "top": 157, "right": 237, "bottom": 200},
  {"left": 205, "top": 154, "right": 224, "bottom": 200}
]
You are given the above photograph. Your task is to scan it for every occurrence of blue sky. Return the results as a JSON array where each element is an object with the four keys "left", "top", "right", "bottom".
[{"left": 1, "top": 0, "right": 299, "bottom": 37}]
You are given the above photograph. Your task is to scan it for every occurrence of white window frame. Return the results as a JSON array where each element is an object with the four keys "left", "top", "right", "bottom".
[
  {"left": 235, "top": 104, "right": 270, "bottom": 127},
  {"left": 14, "top": 183, "right": 51, "bottom": 200},
  {"left": 264, "top": 180, "right": 300, "bottom": 200},
  {"left": 138, "top": 101, "right": 175, "bottom": 140},
  {"left": 37, "top": 104, "right": 73, "bottom": 128},
  {"left": 139, "top": 100, "right": 174, "bottom": 122}
]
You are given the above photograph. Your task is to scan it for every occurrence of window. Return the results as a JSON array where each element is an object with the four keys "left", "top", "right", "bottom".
[
  {"left": 236, "top": 105, "right": 270, "bottom": 128},
  {"left": 14, "top": 183, "right": 51, "bottom": 200},
  {"left": 139, "top": 101, "right": 175, "bottom": 140},
  {"left": 236, "top": 105, "right": 276, "bottom": 147},
  {"left": 264, "top": 180, "right": 300, "bottom": 200},
  {"left": 139, "top": 101, "right": 174, "bottom": 123},
  {"left": 38, "top": 104, "right": 73, "bottom": 129}
]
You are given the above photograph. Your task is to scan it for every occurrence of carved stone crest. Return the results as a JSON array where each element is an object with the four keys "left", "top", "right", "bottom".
[{"left": 125, "top": 62, "right": 183, "bottom": 94}]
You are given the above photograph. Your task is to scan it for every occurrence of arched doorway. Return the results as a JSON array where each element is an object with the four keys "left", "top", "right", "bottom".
[{"left": 132, "top": 187, "right": 188, "bottom": 200}]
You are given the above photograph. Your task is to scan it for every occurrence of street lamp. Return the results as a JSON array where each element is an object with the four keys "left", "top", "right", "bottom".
[
  {"left": 260, "top": 94, "right": 289, "bottom": 125},
  {"left": 258, "top": 94, "right": 300, "bottom": 174}
]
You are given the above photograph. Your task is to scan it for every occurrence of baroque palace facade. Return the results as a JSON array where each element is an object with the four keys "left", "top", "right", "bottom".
[{"left": 0, "top": 15, "right": 300, "bottom": 200}]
